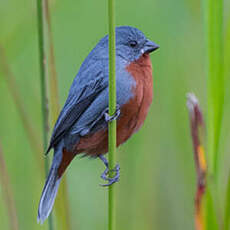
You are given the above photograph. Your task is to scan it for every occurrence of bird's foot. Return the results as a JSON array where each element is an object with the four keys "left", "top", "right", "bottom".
[
  {"left": 104, "top": 105, "right": 120, "bottom": 122},
  {"left": 99, "top": 155, "right": 120, "bottom": 186},
  {"left": 100, "top": 164, "right": 120, "bottom": 187}
]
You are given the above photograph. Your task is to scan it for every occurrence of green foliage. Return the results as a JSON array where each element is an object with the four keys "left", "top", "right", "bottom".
[
  {"left": 203, "top": 0, "right": 227, "bottom": 229},
  {"left": 223, "top": 12, "right": 230, "bottom": 230},
  {"left": 204, "top": 0, "right": 224, "bottom": 177}
]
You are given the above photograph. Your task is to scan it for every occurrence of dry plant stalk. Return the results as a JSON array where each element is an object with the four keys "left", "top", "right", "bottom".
[
  {"left": 0, "top": 142, "right": 19, "bottom": 230},
  {"left": 187, "top": 93, "right": 207, "bottom": 230}
]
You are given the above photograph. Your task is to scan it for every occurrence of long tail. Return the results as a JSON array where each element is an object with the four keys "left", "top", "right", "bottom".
[
  {"left": 37, "top": 166, "right": 61, "bottom": 224},
  {"left": 37, "top": 142, "right": 76, "bottom": 224},
  {"left": 37, "top": 145, "right": 63, "bottom": 224}
]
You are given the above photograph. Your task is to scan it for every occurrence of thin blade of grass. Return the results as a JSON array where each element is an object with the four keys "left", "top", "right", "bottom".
[
  {"left": 203, "top": 0, "right": 224, "bottom": 228},
  {"left": 204, "top": 187, "right": 219, "bottom": 230},
  {"left": 44, "top": 0, "right": 59, "bottom": 120},
  {"left": 0, "top": 141, "right": 19, "bottom": 230},
  {"left": 205, "top": 0, "right": 224, "bottom": 177},
  {"left": 43, "top": 0, "right": 71, "bottom": 229},
  {"left": 36, "top": 0, "right": 54, "bottom": 229},
  {"left": 223, "top": 15, "right": 230, "bottom": 230},
  {"left": 108, "top": 0, "right": 117, "bottom": 229}
]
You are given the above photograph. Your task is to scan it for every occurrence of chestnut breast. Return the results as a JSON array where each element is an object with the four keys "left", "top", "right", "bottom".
[
  {"left": 122, "top": 53, "right": 153, "bottom": 135},
  {"left": 76, "top": 54, "right": 153, "bottom": 155}
]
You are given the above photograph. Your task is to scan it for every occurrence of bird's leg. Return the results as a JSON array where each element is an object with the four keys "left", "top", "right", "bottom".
[
  {"left": 104, "top": 104, "right": 121, "bottom": 122},
  {"left": 99, "top": 155, "right": 120, "bottom": 186}
]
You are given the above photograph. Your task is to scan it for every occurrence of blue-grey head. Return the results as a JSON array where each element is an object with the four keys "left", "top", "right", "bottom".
[{"left": 95, "top": 26, "right": 159, "bottom": 62}]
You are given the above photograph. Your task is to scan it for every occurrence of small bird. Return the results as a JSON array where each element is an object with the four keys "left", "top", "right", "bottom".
[{"left": 37, "top": 26, "right": 159, "bottom": 223}]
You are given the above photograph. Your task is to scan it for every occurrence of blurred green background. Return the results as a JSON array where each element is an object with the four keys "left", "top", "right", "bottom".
[{"left": 0, "top": 0, "right": 230, "bottom": 229}]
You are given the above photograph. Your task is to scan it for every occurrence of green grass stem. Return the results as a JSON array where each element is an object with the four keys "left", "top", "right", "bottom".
[
  {"left": 204, "top": 187, "right": 219, "bottom": 230},
  {"left": 43, "top": 0, "right": 60, "bottom": 121},
  {"left": 108, "top": 0, "right": 116, "bottom": 229},
  {"left": 223, "top": 14, "right": 230, "bottom": 230},
  {"left": 36, "top": 0, "right": 54, "bottom": 229},
  {"left": 43, "top": 0, "right": 71, "bottom": 229},
  {"left": 205, "top": 0, "right": 224, "bottom": 177},
  {"left": 204, "top": 0, "right": 224, "bottom": 228}
]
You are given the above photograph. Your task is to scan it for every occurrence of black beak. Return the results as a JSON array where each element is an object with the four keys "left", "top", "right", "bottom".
[{"left": 142, "top": 39, "right": 159, "bottom": 54}]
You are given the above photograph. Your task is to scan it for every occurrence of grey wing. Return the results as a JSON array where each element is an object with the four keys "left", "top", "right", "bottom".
[
  {"left": 46, "top": 74, "right": 108, "bottom": 153},
  {"left": 69, "top": 88, "right": 110, "bottom": 135}
]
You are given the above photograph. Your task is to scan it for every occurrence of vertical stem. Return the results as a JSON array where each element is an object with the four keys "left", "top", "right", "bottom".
[
  {"left": 223, "top": 14, "right": 230, "bottom": 230},
  {"left": 108, "top": 0, "right": 116, "bottom": 230},
  {"left": 204, "top": 0, "right": 224, "bottom": 229},
  {"left": 43, "top": 0, "right": 60, "bottom": 121},
  {"left": 205, "top": 0, "right": 224, "bottom": 177},
  {"left": 43, "top": 1, "right": 71, "bottom": 229},
  {"left": 36, "top": 0, "right": 54, "bottom": 229}
]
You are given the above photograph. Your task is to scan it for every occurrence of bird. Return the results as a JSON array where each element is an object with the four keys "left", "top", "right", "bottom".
[{"left": 37, "top": 26, "right": 159, "bottom": 224}]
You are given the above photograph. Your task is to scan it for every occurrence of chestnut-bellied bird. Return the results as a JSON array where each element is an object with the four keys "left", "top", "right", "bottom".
[{"left": 37, "top": 26, "right": 159, "bottom": 223}]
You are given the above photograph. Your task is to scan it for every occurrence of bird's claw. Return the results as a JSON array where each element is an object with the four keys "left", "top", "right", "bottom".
[
  {"left": 104, "top": 105, "right": 120, "bottom": 122},
  {"left": 100, "top": 164, "right": 120, "bottom": 187}
]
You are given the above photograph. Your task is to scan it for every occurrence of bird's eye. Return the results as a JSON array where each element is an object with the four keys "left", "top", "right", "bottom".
[{"left": 129, "top": 40, "right": 138, "bottom": 48}]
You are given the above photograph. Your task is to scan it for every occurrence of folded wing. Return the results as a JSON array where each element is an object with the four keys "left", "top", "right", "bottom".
[{"left": 46, "top": 71, "right": 108, "bottom": 153}]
